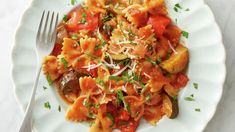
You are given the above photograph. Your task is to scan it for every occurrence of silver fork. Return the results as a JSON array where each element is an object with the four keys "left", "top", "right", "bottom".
[{"left": 19, "top": 11, "right": 59, "bottom": 132}]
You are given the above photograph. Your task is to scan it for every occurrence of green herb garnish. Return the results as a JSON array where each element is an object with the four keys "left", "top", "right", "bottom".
[
  {"left": 102, "top": 12, "right": 114, "bottom": 23},
  {"left": 117, "top": 90, "right": 131, "bottom": 113},
  {"left": 185, "top": 8, "right": 190, "bottom": 11},
  {"left": 94, "top": 103, "right": 100, "bottom": 108},
  {"left": 119, "top": 121, "right": 129, "bottom": 125},
  {"left": 184, "top": 96, "right": 195, "bottom": 101},
  {"left": 193, "top": 83, "right": 198, "bottom": 89},
  {"left": 182, "top": 30, "right": 189, "bottom": 38},
  {"left": 128, "top": 28, "right": 136, "bottom": 37},
  {"left": 89, "top": 121, "right": 95, "bottom": 127},
  {"left": 106, "top": 112, "right": 114, "bottom": 127},
  {"left": 63, "top": 14, "right": 68, "bottom": 22},
  {"left": 46, "top": 74, "right": 53, "bottom": 85},
  {"left": 148, "top": 45, "right": 153, "bottom": 51},
  {"left": 83, "top": 98, "right": 93, "bottom": 108},
  {"left": 195, "top": 108, "right": 201, "bottom": 112},
  {"left": 85, "top": 51, "right": 98, "bottom": 59},
  {"left": 61, "top": 57, "right": 68, "bottom": 68},
  {"left": 43, "top": 86, "right": 48, "bottom": 90},
  {"left": 44, "top": 101, "right": 51, "bottom": 109},
  {"left": 157, "top": 57, "right": 162, "bottom": 64},
  {"left": 144, "top": 56, "right": 157, "bottom": 66},
  {"left": 71, "top": 34, "right": 78, "bottom": 40},
  {"left": 96, "top": 78, "right": 105, "bottom": 86},
  {"left": 71, "top": 0, "right": 76, "bottom": 5},
  {"left": 58, "top": 105, "right": 61, "bottom": 112}
]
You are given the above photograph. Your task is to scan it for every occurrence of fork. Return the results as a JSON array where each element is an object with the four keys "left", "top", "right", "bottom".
[{"left": 19, "top": 11, "right": 59, "bottom": 132}]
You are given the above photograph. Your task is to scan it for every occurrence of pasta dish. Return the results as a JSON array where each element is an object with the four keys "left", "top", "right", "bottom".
[{"left": 42, "top": 0, "right": 189, "bottom": 131}]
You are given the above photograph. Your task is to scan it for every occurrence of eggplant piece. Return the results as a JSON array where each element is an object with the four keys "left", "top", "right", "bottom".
[
  {"left": 56, "top": 24, "right": 68, "bottom": 44},
  {"left": 162, "top": 94, "right": 179, "bottom": 119},
  {"left": 59, "top": 70, "right": 89, "bottom": 102},
  {"left": 160, "top": 44, "right": 189, "bottom": 74}
]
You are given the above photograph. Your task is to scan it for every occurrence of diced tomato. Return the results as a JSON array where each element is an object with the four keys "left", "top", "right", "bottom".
[
  {"left": 86, "top": 61, "right": 98, "bottom": 78},
  {"left": 118, "top": 109, "right": 130, "bottom": 121},
  {"left": 51, "top": 43, "right": 62, "bottom": 56},
  {"left": 175, "top": 73, "right": 189, "bottom": 88},
  {"left": 118, "top": 119, "right": 139, "bottom": 132},
  {"left": 66, "top": 9, "right": 99, "bottom": 32},
  {"left": 147, "top": 15, "right": 171, "bottom": 37}
]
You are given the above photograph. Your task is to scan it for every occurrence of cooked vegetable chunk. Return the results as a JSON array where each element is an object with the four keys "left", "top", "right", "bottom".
[
  {"left": 162, "top": 94, "right": 179, "bottom": 119},
  {"left": 160, "top": 44, "right": 189, "bottom": 74}
]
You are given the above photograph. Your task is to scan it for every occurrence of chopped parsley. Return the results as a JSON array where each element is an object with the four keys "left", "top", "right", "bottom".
[
  {"left": 102, "top": 12, "right": 114, "bottom": 23},
  {"left": 119, "top": 121, "right": 129, "bottom": 125},
  {"left": 182, "top": 30, "right": 189, "bottom": 38},
  {"left": 83, "top": 98, "right": 93, "bottom": 108},
  {"left": 144, "top": 56, "right": 157, "bottom": 66},
  {"left": 43, "top": 86, "right": 48, "bottom": 90},
  {"left": 61, "top": 57, "right": 68, "bottom": 68},
  {"left": 106, "top": 112, "right": 114, "bottom": 127},
  {"left": 71, "top": 0, "right": 76, "bottom": 5},
  {"left": 117, "top": 90, "right": 131, "bottom": 113},
  {"left": 71, "top": 34, "right": 78, "bottom": 40},
  {"left": 96, "top": 78, "right": 105, "bottom": 86},
  {"left": 46, "top": 74, "right": 53, "bottom": 85},
  {"left": 89, "top": 121, "right": 95, "bottom": 127},
  {"left": 193, "top": 83, "right": 198, "bottom": 89},
  {"left": 145, "top": 94, "right": 151, "bottom": 101},
  {"left": 184, "top": 96, "right": 195, "bottom": 101},
  {"left": 174, "top": 3, "right": 190, "bottom": 12},
  {"left": 109, "top": 76, "right": 127, "bottom": 81},
  {"left": 97, "top": 29, "right": 106, "bottom": 46},
  {"left": 172, "top": 96, "right": 178, "bottom": 101},
  {"left": 118, "top": 58, "right": 130, "bottom": 66},
  {"left": 94, "top": 103, "right": 100, "bottom": 108},
  {"left": 79, "top": 12, "right": 87, "bottom": 24},
  {"left": 88, "top": 112, "right": 96, "bottom": 118},
  {"left": 58, "top": 105, "right": 61, "bottom": 112},
  {"left": 146, "top": 34, "right": 156, "bottom": 41},
  {"left": 157, "top": 57, "right": 162, "bottom": 64},
  {"left": 63, "top": 14, "right": 68, "bottom": 22},
  {"left": 128, "top": 28, "right": 136, "bottom": 37},
  {"left": 85, "top": 51, "right": 98, "bottom": 59},
  {"left": 148, "top": 45, "right": 153, "bottom": 51},
  {"left": 195, "top": 108, "right": 201, "bottom": 112},
  {"left": 44, "top": 101, "right": 51, "bottom": 109}
]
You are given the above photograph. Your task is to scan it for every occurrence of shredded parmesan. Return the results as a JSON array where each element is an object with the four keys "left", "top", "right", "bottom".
[
  {"left": 143, "top": 72, "right": 151, "bottom": 79},
  {"left": 168, "top": 40, "right": 178, "bottom": 54},
  {"left": 102, "top": 60, "right": 120, "bottom": 69},
  {"left": 82, "top": 63, "right": 102, "bottom": 71},
  {"left": 112, "top": 64, "right": 129, "bottom": 76},
  {"left": 122, "top": 83, "right": 128, "bottom": 92}
]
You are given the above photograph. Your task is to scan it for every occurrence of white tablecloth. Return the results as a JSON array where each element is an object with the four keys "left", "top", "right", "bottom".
[{"left": 0, "top": 0, "right": 234, "bottom": 131}]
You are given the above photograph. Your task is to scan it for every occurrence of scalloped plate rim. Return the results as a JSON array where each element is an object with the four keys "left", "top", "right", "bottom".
[{"left": 11, "top": 0, "right": 226, "bottom": 132}]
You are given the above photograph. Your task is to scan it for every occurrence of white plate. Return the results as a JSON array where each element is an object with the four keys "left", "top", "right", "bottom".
[{"left": 12, "top": 0, "right": 226, "bottom": 132}]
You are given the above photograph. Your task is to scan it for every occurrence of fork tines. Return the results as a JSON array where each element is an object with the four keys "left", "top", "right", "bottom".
[{"left": 37, "top": 11, "right": 59, "bottom": 43}]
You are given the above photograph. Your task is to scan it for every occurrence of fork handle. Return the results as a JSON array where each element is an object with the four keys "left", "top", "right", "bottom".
[{"left": 19, "top": 66, "right": 42, "bottom": 132}]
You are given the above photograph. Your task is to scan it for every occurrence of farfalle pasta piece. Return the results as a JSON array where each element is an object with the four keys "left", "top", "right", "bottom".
[
  {"left": 66, "top": 95, "right": 98, "bottom": 121},
  {"left": 147, "top": 75, "right": 169, "bottom": 92},
  {"left": 72, "top": 54, "right": 91, "bottom": 73},
  {"left": 85, "top": 0, "right": 106, "bottom": 13},
  {"left": 124, "top": 96, "right": 144, "bottom": 121},
  {"left": 144, "top": 104, "right": 164, "bottom": 125},
  {"left": 62, "top": 38, "right": 82, "bottom": 65},
  {"left": 90, "top": 104, "right": 113, "bottom": 132},
  {"left": 42, "top": 56, "right": 61, "bottom": 81},
  {"left": 123, "top": 4, "right": 148, "bottom": 27},
  {"left": 79, "top": 76, "right": 101, "bottom": 95},
  {"left": 97, "top": 66, "right": 110, "bottom": 82},
  {"left": 144, "top": 0, "right": 167, "bottom": 15},
  {"left": 57, "top": 55, "right": 70, "bottom": 74},
  {"left": 138, "top": 25, "right": 156, "bottom": 43},
  {"left": 80, "top": 37, "right": 98, "bottom": 54}
]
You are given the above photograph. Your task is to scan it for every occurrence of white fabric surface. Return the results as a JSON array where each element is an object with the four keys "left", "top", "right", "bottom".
[{"left": 0, "top": 0, "right": 234, "bottom": 131}]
